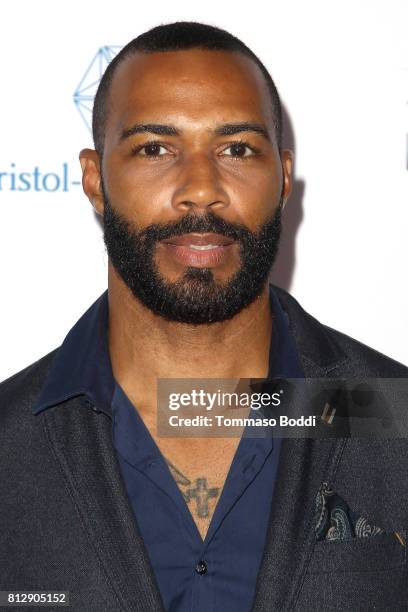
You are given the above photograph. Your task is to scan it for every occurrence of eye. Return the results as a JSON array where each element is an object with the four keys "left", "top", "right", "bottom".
[
  {"left": 140, "top": 143, "right": 168, "bottom": 157},
  {"left": 131, "top": 142, "right": 171, "bottom": 158},
  {"left": 221, "top": 142, "right": 256, "bottom": 158}
]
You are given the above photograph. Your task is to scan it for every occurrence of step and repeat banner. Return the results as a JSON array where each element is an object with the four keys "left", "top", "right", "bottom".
[{"left": 1, "top": 0, "right": 407, "bottom": 379}]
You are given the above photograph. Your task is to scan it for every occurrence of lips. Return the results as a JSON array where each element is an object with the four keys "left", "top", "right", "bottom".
[
  {"left": 161, "top": 233, "right": 235, "bottom": 268},
  {"left": 162, "top": 233, "right": 235, "bottom": 247}
]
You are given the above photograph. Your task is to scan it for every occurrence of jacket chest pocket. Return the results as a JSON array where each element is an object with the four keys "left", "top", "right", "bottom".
[
  {"left": 296, "top": 533, "right": 407, "bottom": 610},
  {"left": 307, "top": 531, "right": 406, "bottom": 574}
]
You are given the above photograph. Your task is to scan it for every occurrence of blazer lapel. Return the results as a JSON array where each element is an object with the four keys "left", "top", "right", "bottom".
[
  {"left": 42, "top": 396, "right": 164, "bottom": 612},
  {"left": 252, "top": 288, "right": 351, "bottom": 611},
  {"left": 251, "top": 435, "right": 346, "bottom": 611}
]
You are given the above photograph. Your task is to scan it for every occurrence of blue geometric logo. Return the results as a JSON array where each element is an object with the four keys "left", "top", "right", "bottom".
[{"left": 73, "top": 46, "right": 122, "bottom": 132}]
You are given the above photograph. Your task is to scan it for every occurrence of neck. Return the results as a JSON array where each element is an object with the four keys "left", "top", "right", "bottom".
[{"left": 107, "top": 263, "right": 273, "bottom": 405}]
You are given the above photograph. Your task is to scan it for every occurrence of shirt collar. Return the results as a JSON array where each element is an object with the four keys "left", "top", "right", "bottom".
[
  {"left": 32, "top": 291, "right": 114, "bottom": 416},
  {"left": 32, "top": 285, "right": 303, "bottom": 417},
  {"left": 267, "top": 287, "right": 304, "bottom": 379}
]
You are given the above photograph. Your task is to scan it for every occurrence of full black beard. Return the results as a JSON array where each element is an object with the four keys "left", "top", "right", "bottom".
[{"left": 103, "top": 190, "right": 282, "bottom": 324}]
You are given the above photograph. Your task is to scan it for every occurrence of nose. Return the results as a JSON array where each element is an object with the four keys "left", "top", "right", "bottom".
[{"left": 171, "top": 153, "right": 229, "bottom": 213}]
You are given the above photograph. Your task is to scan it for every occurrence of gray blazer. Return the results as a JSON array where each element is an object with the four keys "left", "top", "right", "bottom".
[{"left": 1, "top": 286, "right": 407, "bottom": 611}]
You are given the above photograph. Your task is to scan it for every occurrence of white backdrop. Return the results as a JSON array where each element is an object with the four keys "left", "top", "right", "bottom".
[{"left": 1, "top": 0, "right": 407, "bottom": 381}]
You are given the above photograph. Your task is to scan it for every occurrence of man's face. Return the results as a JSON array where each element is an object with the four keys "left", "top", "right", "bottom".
[{"left": 82, "top": 49, "right": 292, "bottom": 324}]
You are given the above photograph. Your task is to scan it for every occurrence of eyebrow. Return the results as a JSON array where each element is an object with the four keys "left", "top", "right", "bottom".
[
  {"left": 214, "top": 122, "right": 270, "bottom": 141},
  {"left": 120, "top": 123, "right": 179, "bottom": 140},
  {"left": 119, "top": 122, "right": 271, "bottom": 142}
]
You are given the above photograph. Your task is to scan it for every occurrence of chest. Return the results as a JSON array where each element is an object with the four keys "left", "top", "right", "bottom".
[{"left": 152, "top": 437, "right": 243, "bottom": 540}]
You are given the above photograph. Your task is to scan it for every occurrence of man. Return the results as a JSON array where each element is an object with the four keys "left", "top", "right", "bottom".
[{"left": 1, "top": 21, "right": 407, "bottom": 612}]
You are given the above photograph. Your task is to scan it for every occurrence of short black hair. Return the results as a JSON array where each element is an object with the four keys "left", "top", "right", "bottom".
[{"left": 92, "top": 21, "right": 282, "bottom": 156}]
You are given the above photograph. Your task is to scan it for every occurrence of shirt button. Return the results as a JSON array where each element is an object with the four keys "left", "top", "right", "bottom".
[{"left": 195, "top": 560, "right": 207, "bottom": 575}]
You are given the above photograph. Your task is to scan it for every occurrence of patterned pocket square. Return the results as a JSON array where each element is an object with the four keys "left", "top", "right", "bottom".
[{"left": 315, "top": 482, "right": 385, "bottom": 542}]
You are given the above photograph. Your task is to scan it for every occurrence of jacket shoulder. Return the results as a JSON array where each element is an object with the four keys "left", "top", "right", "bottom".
[
  {"left": 321, "top": 323, "right": 408, "bottom": 376},
  {"left": 0, "top": 349, "right": 59, "bottom": 414},
  {"left": 272, "top": 285, "right": 408, "bottom": 377}
]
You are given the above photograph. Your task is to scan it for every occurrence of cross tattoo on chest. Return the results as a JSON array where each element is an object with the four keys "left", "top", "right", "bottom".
[
  {"left": 185, "top": 478, "right": 220, "bottom": 518},
  {"left": 166, "top": 460, "right": 220, "bottom": 518}
]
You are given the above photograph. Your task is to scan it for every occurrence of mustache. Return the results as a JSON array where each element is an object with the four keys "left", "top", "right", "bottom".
[
  {"left": 103, "top": 200, "right": 280, "bottom": 246},
  {"left": 138, "top": 211, "right": 251, "bottom": 243}
]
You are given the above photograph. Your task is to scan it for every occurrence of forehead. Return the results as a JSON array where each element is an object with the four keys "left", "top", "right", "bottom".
[{"left": 105, "top": 49, "right": 275, "bottom": 136}]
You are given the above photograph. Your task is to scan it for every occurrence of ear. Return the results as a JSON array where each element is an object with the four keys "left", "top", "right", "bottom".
[
  {"left": 79, "top": 148, "right": 104, "bottom": 216},
  {"left": 280, "top": 149, "right": 293, "bottom": 210}
]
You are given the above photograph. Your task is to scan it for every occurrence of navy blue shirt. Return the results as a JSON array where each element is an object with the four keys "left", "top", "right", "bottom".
[{"left": 33, "top": 286, "right": 304, "bottom": 611}]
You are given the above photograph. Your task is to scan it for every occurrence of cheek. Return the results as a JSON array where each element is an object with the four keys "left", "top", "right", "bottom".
[
  {"left": 226, "top": 170, "right": 282, "bottom": 230},
  {"left": 103, "top": 159, "right": 176, "bottom": 225}
]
